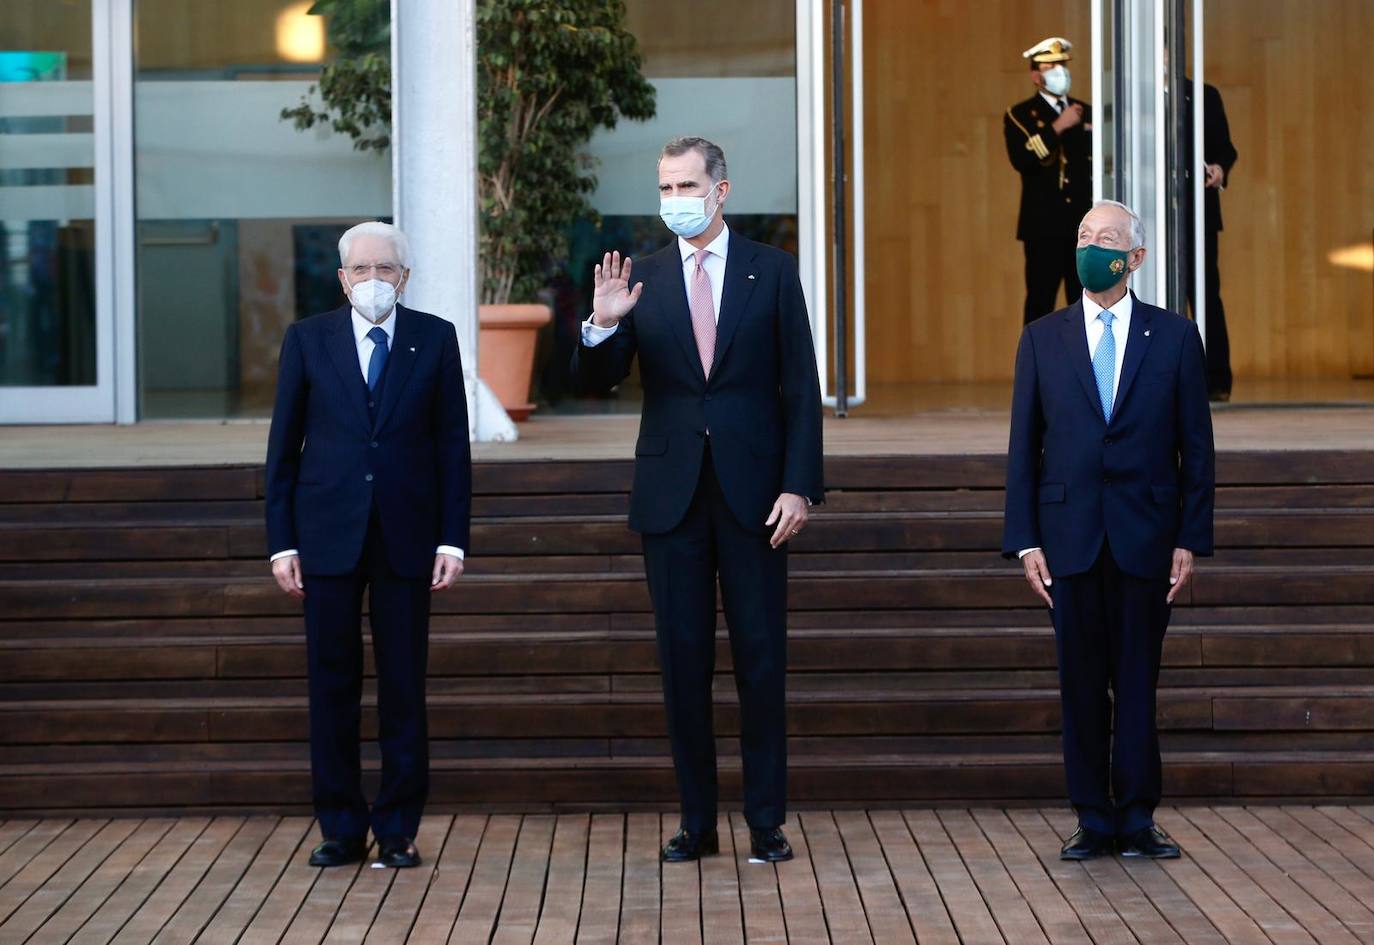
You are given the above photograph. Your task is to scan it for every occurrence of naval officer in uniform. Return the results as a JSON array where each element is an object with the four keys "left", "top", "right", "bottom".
[{"left": 1005, "top": 36, "right": 1093, "bottom": 325}]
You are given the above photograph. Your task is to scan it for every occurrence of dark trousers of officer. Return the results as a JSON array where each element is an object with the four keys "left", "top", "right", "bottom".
[
  {"left": 640, "top": 443, "right": 789, "bottom": 833},
  {"left": 303, "top": 506, "right": 431, "bottom": 842},
  {"left": 1022, "top": 227, "right": 1083, "bottom": 325},
  {"left": 1187, "top": 225, "right": 1232, "bottom": 395},
  {"left": 1050, "top": 541, "right": 1172, "bottom": 837}
]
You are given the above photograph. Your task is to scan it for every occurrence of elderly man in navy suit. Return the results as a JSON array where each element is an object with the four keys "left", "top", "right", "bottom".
[
  {"left": 1003, "top": 200, "right": 1215, "bottom": 861},
  {"left": 572, "top": 137, "right": 824, "bottom": 864},
  {"left": 265, "top": 221, "right": 471, "bottom": 869}
]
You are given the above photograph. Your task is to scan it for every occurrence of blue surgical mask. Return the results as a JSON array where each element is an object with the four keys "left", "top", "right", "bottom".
[
  {"left": 1043, "top": 64, "right": 1071, "bottom": 97},
  {"left": 659, "top": 182, "right": 720, "bottom": 238}
]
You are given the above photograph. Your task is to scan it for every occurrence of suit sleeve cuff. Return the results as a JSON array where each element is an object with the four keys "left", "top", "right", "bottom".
[
  {"left": 269, "top": 549, "right": 299, "bottom": 563},
  {"left": 580, "top": 316, "right": 619, "bottom": 347},
  {"left": 436, "top": 545, "right": 465, "bottom": 560},
  {"left": 1017, "top": 547, "right": 1041, "bottom": 559}
]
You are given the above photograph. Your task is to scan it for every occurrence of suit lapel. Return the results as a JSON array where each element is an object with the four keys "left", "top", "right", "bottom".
[
  {"left": 372, "top": 305, "right": 420, "bottom": 434},
  {"left": 710, "top": 237, "right": 760, "bottom": 376},
  {"left": 324, "top": 307, "right": 372, "bottom": 432},
  {"left": 657, "top": 245, "right": 708, "bottom": 385},
  {"left": 1059, "top": 300, "right": 1102, "bottom": 418},
  {"left": 1110, "top": 293, "right": 1153, "bottom": 422}
]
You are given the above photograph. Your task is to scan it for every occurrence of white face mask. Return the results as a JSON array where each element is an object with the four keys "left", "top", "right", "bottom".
[
  {"left": 659, "top": 182, "right": 721, "bottom": 239},
  {"left": 1042, "top": 64, "right": 1071, "bottom": 97},
  {"left": 346, "top": 276, "right": 398, "bottom": 322}
]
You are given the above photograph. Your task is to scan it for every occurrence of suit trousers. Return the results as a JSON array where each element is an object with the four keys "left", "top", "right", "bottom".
[
  {"left": 303, "top": 506, "right": 431, "bottom": 842},
  {"left": 1187, "top": 225, "right": 1233, "bottom": 395},
  {"left": 1023, "top": 227, "right": 1083, "bottom": 325},
  {"left": 640, "top": 442, "right": 789, "bottom": 832},
  {"left": 1050, "top": 541, "right": 1172, "bottom": 837}
]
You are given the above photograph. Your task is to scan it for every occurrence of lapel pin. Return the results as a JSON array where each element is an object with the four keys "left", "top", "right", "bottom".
[
  {"left": 409, "top": 346, "right": 416, "bottom": 352},
  {"left": 1144, "top": 330, "right": 1151, "bottom": 337},
  {"left": 747, "top": 274, "right": 756, "bottom": 280}
]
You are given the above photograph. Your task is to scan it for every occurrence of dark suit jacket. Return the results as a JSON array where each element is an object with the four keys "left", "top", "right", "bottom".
[
  {"left": 570, "top": 233, "right": 824, "bottom": 535},
  {"left": 265, "top": 304, "right": 472, "bottom": 577},
  {"left": 1184, "top": 81, "right": 1239, "bottom": 232},
  {"left": 1001, "top": 294, "right": 1215, "bottom": 579},
  {"left": 1004, "top": 93, "right": 1093, "bottom": 240}
]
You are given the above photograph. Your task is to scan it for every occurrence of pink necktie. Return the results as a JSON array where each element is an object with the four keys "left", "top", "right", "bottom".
[{"left": 688, "top": 249, "right": 716, "bottom": 377}]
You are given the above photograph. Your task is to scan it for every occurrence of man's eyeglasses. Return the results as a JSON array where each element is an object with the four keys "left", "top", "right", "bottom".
[{"left": 347, "top": 263, "right": 401, "bottom": 278}]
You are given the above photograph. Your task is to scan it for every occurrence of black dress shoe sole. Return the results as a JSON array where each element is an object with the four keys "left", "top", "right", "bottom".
[
  {"left": 309, "top": 846, "right": 367, "bottom": 867},
  {"left": 748, "top": 848, "right": 794, "bottom": 863},
  {"left": 378, "top": 854, "right": 422, "bottom": 868},
  {"left": 1060, "top": 846, "right": 1112, "bottom": 861},
  {"left": 1120, "top": 846, "right": 1181, "bottom": 859},
  {"left": 662, "top": 837, "right": 720, "bottom": 862}
]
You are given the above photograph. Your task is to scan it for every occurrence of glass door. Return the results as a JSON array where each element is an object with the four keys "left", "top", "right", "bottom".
[{"left": 0, "top": 0, "right": 119, "bottom": 422}]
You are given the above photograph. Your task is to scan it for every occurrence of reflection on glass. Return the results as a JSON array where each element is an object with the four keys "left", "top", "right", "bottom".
[
  {"left": 537, "top": 0, "right": 799, "bottom": 412},
  {"left": 0, "top": 5, "right": 97, "bottom": 387},
  {"left": 134, "top": 0, "right": 390, "bottom": 418}
]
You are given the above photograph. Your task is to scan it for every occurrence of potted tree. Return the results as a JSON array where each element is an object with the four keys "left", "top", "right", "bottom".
[{"left": 284, "top": 0, "right": 655, "bottom": 420}]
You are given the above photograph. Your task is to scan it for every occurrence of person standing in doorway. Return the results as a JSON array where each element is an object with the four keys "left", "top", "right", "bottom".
[
  {"left": 1184, "top": 79, "right": 1239, "bottom": 401},
  {"left": 1005, "top": 36, "right": 1093, "bottom": 325}
]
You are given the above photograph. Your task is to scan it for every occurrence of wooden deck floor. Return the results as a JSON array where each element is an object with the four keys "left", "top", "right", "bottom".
[{"left": 4, "top": 807, "right": 1374, "bottom": 943}]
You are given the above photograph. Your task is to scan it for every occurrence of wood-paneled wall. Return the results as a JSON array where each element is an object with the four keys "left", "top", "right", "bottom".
[
  {"left": 862, "top": 0, "right": 1374, "bottom": 384},
  {"left": 862, "top": 0, "right": 1093, "bottom": 384},
  {"left": 1204, "top": 0, "right": 1374, "bottom": 379}
]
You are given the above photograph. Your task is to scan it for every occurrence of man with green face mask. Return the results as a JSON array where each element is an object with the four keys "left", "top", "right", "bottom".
[
  {"left": 1002, "top": 200, "right": 1215, "bottom": 862},
  {"left": 1005, "top": 36, "right": 1093, "bottom": 325}
]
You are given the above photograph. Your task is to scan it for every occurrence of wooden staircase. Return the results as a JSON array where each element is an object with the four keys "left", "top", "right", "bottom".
[{"left": 2, "top": 451, "right": 1372, "bottom": 815}]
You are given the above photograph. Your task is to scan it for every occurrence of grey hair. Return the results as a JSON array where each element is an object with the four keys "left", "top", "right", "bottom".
[
  {"left": 338, "top": 221, "right": 412, "bottom": 269},
  {"left": 659, "top": 136, "right": 728, "bottom": 183},
  {"left": 1091, "top": 199, "right": 1146, "bottom": 248}
]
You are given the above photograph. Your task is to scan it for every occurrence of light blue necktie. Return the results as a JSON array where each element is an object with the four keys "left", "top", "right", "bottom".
[
  {"left": 1092, "top": 310, "right": 1116, "bottom": 421},
  {"left": 365, "top": 326, "right": 389, "bottom": 391}
]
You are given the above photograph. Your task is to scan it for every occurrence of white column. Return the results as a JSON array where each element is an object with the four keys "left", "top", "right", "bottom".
[{"left": 391, "top": 0, "right": 516, "bottom": 442}]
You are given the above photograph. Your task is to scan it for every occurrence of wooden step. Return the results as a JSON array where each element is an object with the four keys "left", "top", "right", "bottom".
[
  {"left": 2, "top": 564, "right": 1371, "bottom": 622},
  {"left": 6, "top": 685, "right": 1374, "bottom": 745},
  {"left": 4, "top": 749, "right": 1373, "bottom": 814},
  {"left": 4, "top": 623, "right": 1374, "bottom": 682}
]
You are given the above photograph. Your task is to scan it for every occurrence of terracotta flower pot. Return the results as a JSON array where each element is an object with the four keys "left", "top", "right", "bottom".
[{"left": 477, "top": 303, "right": 552, "bottom": 422}]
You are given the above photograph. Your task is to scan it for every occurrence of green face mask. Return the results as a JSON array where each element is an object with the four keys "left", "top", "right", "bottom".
[{"left": 1075, "top": 244, "right": 1132, "bottom": 293}]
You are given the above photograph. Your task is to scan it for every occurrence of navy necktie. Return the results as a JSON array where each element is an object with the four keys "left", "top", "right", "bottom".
[{"left": 366, "top": 326, "right": 389, "bottom": 391}]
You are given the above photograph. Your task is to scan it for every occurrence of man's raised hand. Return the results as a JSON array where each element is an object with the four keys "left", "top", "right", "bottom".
[{"left": 591, "top": 251, "right": 643, "bottom": 328}]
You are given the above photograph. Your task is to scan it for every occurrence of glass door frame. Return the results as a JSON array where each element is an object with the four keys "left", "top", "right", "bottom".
[
  {"left": 0, "top": 0, "right": 135, "bottom": 423},
  {"left": 1090, "top": 0, "right": 1207, "bottom": 333},
  {"left": 796, "top": 0, "right": 866, "bottom": 413}
]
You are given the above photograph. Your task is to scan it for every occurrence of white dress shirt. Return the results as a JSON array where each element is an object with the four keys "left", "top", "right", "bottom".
[
  {"left": 1039, "top": 90, "right": 1067, "bottom": 114},
  {"left": 581, "top": 224, "right": 731, "bottom": 347},
  {"left": 269, "top": 306, "right": 464, "bottom": 564},
  {"left": 1018, "top": 290, "right": 1133, "bottom": 561}
]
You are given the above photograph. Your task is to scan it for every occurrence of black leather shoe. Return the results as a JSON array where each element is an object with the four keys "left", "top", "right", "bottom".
[
  {"left": 1119, "top": 825, "right": 1181, "bottom": 859},
  {"left": 309, "top": 837, "right": 368, "bottom": 867},
  {"left": 377, "top": 836, "right": 421, "bottom": 868},
  {"left": 1060, "top": 826, "right": 1115, "bottom": 861},
  {"left": 749, "top": 827, "right": 794, "bottom": 863},
  {"left": 661, "top": 828, "right": 719, "bottom": 862}
]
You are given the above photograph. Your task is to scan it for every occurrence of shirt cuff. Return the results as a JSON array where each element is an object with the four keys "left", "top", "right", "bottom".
[
  {"left": 269, "top": 549, "right": 298, "bottom": 563},
  {"left": 1017, "top": 547, "right": 1041, "bottom": 559},
  {"left": 436, "top": 545, "right": 465, "bottom": 560},
  {"left": 580, "top": 316, "right": 619, "bottom": 347}
]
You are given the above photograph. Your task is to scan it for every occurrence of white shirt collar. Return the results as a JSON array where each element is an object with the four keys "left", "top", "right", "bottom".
[
  {"left": 1082, "top": 290, "right": 1133, "bottom": 329},
  {"left": 679, "top": 222, "right": 730, "bottom": 265},
  {"left": 1039, "top": 90, "right": 1067, "bottom": 111},
  {"left": 351, "top": 306, "right": 397, "bottom": 346}
]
